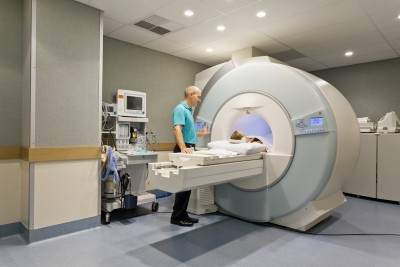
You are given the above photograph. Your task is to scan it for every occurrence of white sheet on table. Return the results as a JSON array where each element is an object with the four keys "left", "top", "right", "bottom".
[
  {"left": 207, "top": 140, "right": 267, "bottom": 155},
  {"left": 194, "top": 149, "right": 238, "bottom": 157}
]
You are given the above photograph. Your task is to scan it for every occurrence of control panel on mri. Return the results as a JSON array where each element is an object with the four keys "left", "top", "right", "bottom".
[{"left": 294, "top": 111, "right": 328, "bottom": 135}]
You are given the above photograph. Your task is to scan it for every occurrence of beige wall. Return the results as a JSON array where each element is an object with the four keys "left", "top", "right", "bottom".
[
  {"left": 32, "top": 160, "right": 99, "bottom": 229},
  {"left": 0, "top": 161, "right": 22, "bottom": 225}
]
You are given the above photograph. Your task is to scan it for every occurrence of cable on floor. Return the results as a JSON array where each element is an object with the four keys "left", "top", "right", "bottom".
[
  {"left": 265, "top": 223, "right": 400, "bottom": 237},
  {"left": 152, "top": 211, "right": 400, "bottom": 237}
]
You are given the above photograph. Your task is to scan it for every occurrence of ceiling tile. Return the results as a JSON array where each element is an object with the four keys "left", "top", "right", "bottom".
[
  {"left": 196, "top": 55, "right": 227, "bottom": 66},
  {"left": 293, "top": 31, "right": 389, "bottom": 58},
  {"left": 379, "top": 24, "right": 400, "bottom": 42},
  {"left": 74, "top": 0, "right": 91, "bottom": 4},
  {"left": 358, "top": 0, "right": 400, "bottom": 26},
  {"left": 172, "top": 45, "right": 231, "bottom": 66},
  {"left": 359, "top": 0, "right": 400, "bottom": 37},
  {"left": 88, "top": 0, "right": 174, "bottom": 23},
  {"left": 285, "top": 57, "right": 328, "bottom": 71},
  {"left": 161, "top": 21, "right": 185, "bottom": 32},
  {"left": 251, "top": 37, "right": 290, "bottom": 54},
  {"left": 154, "top": 0, "right": 223, "bottom": 27},
  {"left": 218, "top": 0, "right": 343, "bottom": 27},
  {"left": 358, "top": 0, "right": 400, "bottom": 10},
  {"left": 388, "top": 37, "right": 400, "bottom": 51},
  {"left": 200, "top": 0, "right": 260, "bottom": 14},
  {"left": 366, "top": 12, "right": 400, "bottom": 29},
  {"left": 257, "top": 0, "right": 370, "bottom": 40},
  {"left": 170, "top": 30, "right": 288, "bottom": 64},
  {"left": 107, "top": 25, "right": 160, "bottom": 45},
  {"left": 87, "top": 0, "right": 399, "bottom": 68},
  {"left": 161, "top": 16, "right": 231, "bottom": 48},
  {"left": 297, "top": 40, "right": 397, "bottom": 62},
  {"left": 220, "top": 31, "right": 289, "bottom": 54},
  {"left": 316, "top": 46, "right": 398, "bottom": 68},
  {"left": 103, "top": 16, "right": 123, "bottom": 35},
  {"left": 172, "top": 46, "right": 213, "bottom": 61}
]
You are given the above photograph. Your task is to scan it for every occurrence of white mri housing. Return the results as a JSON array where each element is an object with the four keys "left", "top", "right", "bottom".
[{"left": 149, "top": 56, "right": 360, "bottom": 231}]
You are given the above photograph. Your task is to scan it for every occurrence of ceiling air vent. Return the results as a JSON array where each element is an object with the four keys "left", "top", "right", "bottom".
[
  {"left": 134, "top": 20, "right": 156, "bottom": 30},
  {"left": 133, "top": 15, "right": 183, "bottom": 36},
  {"left": 150, "top": 26, "right": 170, "bottom": 35}
]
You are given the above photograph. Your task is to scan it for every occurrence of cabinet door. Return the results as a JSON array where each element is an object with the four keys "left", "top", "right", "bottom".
[
  {"left": 343, "top": 133, "right": 377, "bottom": 198},
  {"left": 378, "top": 134, "right": 400, "bottom": 201}
]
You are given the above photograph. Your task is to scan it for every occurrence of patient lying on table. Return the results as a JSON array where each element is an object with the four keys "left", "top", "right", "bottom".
[
  {"left": 197, "top": 130, "right": 268, "bottom": 156},
  {"left": 229, "top": 130, "right": 264, "bottom": 144}
]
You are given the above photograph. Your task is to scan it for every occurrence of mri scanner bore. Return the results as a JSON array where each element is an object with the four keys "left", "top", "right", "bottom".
[
  {"left": 231, "top": 114, "right": 273, "bottom": 147},
  {"left": 146, "top": 56, "right": 360, "bottom": 231}
]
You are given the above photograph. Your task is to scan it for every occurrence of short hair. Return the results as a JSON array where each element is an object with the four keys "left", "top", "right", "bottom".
[
  {"left": 230, "top": 130, "right": 245, "bottom": 140},
  {"left": 184, "top": 86, "right": 201, "bottom": 97}
]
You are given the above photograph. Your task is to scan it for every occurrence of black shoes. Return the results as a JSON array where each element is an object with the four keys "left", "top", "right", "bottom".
[
  {"left": 170, "top": 216, "right": 199, "bottom": 226},
  {"left": 185, "top": 216, "right": 199, "bottom": 223},
  {"left": 170, "top": 218, "right": 194, "bottom": 227}
]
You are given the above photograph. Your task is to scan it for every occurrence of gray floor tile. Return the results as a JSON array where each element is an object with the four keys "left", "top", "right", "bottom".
[{"left": 1, "top": 196, "right": 400, "bottom": 267}]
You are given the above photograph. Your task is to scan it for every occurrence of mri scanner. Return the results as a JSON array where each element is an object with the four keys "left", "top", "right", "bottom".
[{"left": 146, "top": 56, "right": 360, "bottom": 231}]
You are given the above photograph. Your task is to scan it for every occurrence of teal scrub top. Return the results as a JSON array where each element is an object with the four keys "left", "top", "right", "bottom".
[{"left": 172, "top": 101, "right": 197, "bottom": 144}]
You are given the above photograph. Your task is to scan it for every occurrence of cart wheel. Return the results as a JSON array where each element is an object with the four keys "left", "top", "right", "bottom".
[
  {"left": 105, "top": 212, "right": 111, "bottom": 224},
  {"left": 151, "top": 202, "right": 159, "bottom": 212}
]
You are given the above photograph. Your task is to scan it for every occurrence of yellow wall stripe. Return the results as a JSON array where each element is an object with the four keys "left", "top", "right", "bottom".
[
  {"left": 21, "top": 147, "right": 101, "bottom": 162},
  {"left": 1, "top": 143, "right": 175, "bottom": 162},
  {"left": 0, "top": 146, "right": 21, "bottom": 160}
]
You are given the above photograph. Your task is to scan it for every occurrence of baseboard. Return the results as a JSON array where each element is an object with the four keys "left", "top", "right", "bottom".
[
  {"left": 21, "top": 216, "right": 100, "bottom": 243},
  {"left": 0, "top": 222, "right": 25, "bottom": 238}
]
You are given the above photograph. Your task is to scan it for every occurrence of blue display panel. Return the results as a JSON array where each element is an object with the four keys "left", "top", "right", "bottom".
[
  {"left": 195, "top": 121, "right": 206, "bottom": 131},
  {"left": 310, "top": 117, "right": 324, "bottom": 126}
]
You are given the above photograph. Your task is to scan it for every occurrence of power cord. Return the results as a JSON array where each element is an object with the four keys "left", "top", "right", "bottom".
[
  {"left": 300, "top": 232, "right": 400, "bottom": 237},
  {"left": 265, "top": 223, "right": 400, "bottom": 237}
]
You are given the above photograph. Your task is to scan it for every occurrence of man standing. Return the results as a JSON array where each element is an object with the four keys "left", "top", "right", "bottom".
[{"left": 170, "top": 85, "right": 208, "bottom": 227}]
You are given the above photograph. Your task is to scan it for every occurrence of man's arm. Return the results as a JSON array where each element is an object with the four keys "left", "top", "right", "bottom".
[
  {"left": 174, "top": 125, "right": 193, "bottom": 154},
  {"left": 197, "top": 125, "right": 209, "bottom": 138}
]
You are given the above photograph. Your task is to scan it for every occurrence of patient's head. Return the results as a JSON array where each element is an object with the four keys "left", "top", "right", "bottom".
[
  {"left": 230, "top": 130, "right": 245, "bottom": 140},
  {"left": 230, "top": 130, "right": 262, "bottom": 144}
]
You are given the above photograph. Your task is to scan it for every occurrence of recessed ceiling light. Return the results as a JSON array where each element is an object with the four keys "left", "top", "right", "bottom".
[
  {"left": 344, "top": 51, "right": 354, "bottom": 57},
  {"left": 256, "top": 11, "right": 266, "bottom": 18},
  {"left": 206, "top": 48, "right": 214, "bottom": 53},
  {"left": 216, "top": 25, "right": 226, "bottom": 31},
  {"left": 184, "top": 10, "right": 194, "bottom": 17},
  {"left": 397, "top": 14, "right": 400, "bottom": 20}
]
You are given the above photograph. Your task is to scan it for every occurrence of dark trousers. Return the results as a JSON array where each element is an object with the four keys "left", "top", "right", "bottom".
[{"left": 171, "top": 143, "right": 195, "bottom": 220}]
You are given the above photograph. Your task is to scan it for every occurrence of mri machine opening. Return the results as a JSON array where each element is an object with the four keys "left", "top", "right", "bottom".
[
  {"left": 147, "top": 56, "right": 360, "bottom": 231},
  {"left": 231, "top": 114, "right": 273, "bottom": 148}
]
